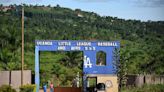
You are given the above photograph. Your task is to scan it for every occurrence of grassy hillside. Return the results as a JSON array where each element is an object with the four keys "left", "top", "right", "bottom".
[{"left": 0, "top": 4, "right": 164, "bottom": 86}]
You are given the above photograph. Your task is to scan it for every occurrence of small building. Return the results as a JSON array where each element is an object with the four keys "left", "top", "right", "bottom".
[
  {"left": 77, "top": 13, "right": 84, "bottom": 17},
  {"left": 0, "top": 6, "right": 15, "bottom": 12}
]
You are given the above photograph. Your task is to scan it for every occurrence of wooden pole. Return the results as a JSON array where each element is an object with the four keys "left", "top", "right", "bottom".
[{"left": 21, "top": 5, "right": 24, "bottom": 86}]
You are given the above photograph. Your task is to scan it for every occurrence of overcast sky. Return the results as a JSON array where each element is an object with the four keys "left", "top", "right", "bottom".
[{"left": 1, "top": 0, "right": 164, "bottom": 21}]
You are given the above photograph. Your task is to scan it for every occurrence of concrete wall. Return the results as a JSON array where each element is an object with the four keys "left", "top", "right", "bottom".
[
  {"left": 0, "top": 70, "right": 31, "bottom": 91},
  {"left": 0, "top": 71, "right": 10, "bottom": 86},
  {"left": 97, "top": 75, "right": 118, "bottom": 92},
  {"left": 11, "top": 71, "right": 21, "bottom": 90}
]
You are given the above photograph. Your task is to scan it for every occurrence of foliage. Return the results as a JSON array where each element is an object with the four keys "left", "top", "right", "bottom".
[
  {"left": 113, "top": 47, "right": 128, "bottom": 91},
  {"left": 0, "top": 85, "right": 16, "bottom": 92},
  {"left": 19, "top": 84, "right": 36, "bottom": 92},
  {"left": 0, "top": 4, "right": 164, "bottom": 86},
  {"left": 121, "top": 84, "right": 164, "bottom": 92}
]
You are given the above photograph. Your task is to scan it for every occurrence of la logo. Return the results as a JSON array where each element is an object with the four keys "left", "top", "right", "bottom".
[{"left": 84, "top": 55, "right": 92, "bottom": 68}]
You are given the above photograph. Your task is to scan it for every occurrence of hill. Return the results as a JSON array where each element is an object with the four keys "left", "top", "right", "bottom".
[{"left": 0, "top": 4, "right": 164, "bottom": 86}]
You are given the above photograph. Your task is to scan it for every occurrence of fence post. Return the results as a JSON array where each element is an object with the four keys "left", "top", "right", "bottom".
[{"left": 135, "top": 75, "right": 144, "bottom": 87}]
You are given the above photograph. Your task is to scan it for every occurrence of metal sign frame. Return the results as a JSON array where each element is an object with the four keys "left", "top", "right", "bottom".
[{"left": 35, "top": 40, "right": 119, "bottom": 92}]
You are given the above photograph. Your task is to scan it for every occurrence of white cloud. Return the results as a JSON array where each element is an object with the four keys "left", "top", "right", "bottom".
[{"left": 131, "top": 0, "right": 164, "bottom": 7}]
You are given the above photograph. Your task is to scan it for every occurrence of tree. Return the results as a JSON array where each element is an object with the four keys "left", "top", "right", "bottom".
[
  {"left": 113, "top": 47, "right": 129, "bottom": 91},
  {"left": 0, "top": 49, "right": 20, "bottom": 70},
  {"left": 60, "top": 52, "right": 83, "bottom": 68}
]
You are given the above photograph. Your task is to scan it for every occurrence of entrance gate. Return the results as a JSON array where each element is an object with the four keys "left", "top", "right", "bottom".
[{"left": 35, "top": 40, "right": 119, "bottom": 92}]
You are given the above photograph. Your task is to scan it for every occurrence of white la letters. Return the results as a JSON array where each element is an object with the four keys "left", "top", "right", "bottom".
[{"left": 84, "top": 55, "right": 92, "bottom": 68}]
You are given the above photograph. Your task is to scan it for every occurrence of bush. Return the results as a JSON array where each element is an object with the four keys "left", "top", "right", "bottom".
[
  {"left": 0, "top": 85, "right": 16, "bottom": 92},
  {"left": 122, "top": 84, "right": 164, "bottom": 92},
  {"left": 19, "top": 84, "right": 36, "bottom": 92}
]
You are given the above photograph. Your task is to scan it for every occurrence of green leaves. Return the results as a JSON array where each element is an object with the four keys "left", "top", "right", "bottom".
[
  {"left": 0, "top": 49, "right": 20, "bottom": 70},
  {"left": 0, "top": 4, "right": 164, "bottom": 86}
]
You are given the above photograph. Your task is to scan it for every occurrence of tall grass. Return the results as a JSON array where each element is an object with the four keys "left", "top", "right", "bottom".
[{"left": 122, "top": 84, "right": 164, "bottom": 92}]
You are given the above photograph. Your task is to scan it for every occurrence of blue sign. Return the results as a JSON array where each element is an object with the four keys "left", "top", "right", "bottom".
[{"left": 35, "top": 40, "right": 120, "bottom": 92}]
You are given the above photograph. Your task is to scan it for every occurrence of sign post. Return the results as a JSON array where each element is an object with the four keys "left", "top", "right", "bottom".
[{"left": 35, "top": 40, "right": 119, "bottom": 92}]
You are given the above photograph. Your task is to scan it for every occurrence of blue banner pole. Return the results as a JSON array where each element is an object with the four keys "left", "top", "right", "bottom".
[{"left": 35, "top": 46, "right": 40, "bottom": 92}]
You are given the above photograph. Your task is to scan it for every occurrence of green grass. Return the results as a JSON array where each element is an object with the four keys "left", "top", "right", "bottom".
[{"left": 122, "top": 84, "right": 164, "bottom": 92}]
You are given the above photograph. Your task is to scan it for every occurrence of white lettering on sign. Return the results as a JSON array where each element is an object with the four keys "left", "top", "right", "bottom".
[
  {"left": 58, "top": 42, "right": 71, "bottom": 46},
  {"left": 37, "top": 41, "right": 52, "bottom": 45},
  {"left": 71, "top": 46, "right": 81, "bottom": 50},
  {"left": 77, "top": 42, "right": 91, "bottom": 46},
  {"left": 84, "top": 47, "right": 96, "bottom": 51},
  {"left": 57, "top": 46, "right": 66, "bottom": 50},
  {"left": 84, "top": 55, "right": 92, "bottom": 68},
  {"left": 97, "top": 42, "right": 117, "bottom": 46}
]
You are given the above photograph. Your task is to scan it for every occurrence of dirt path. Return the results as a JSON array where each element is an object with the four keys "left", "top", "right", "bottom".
[{"left": 39, "top": 88, "right": 50, "bottom": 92}]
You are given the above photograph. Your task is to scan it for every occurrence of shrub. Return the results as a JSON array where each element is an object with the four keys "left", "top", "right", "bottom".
[
  {"left": 122, "top": 84, "right": 164, "bottom": 92},
  {"left": 19, "top": 84, "right": 36, "bottom": 92},
  {"left": 0, "top": 85, "right": 16, "bottom": 92}
]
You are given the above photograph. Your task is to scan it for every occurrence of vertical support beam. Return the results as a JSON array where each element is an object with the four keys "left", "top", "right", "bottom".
[
  {"left": 83, "top": 73, "right": 87, "bottom": 92},
  {"left": 21, "top": 5, "right": 24, "bottom": 86},
  {"left": 83, "top": 52, "right": 86, "bottom": 92},
  {"left": 35, "top": 46, "right": 39, "bottom": 92}
]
